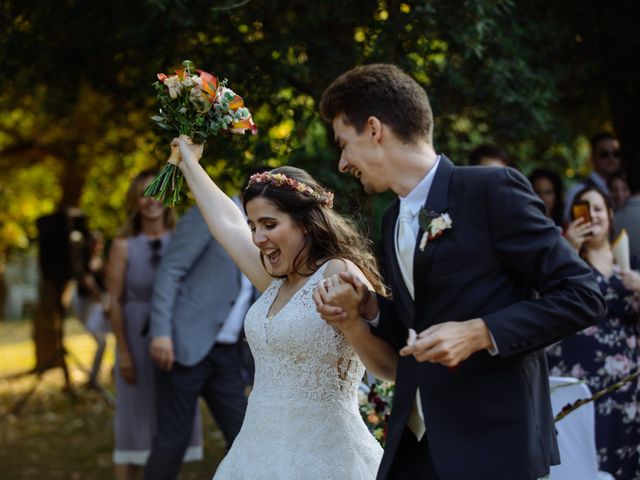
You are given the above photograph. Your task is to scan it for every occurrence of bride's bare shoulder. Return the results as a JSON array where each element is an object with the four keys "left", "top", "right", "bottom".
[
  {"left": 323, "top": 258, "right": 350, "bottom": 276},
  {"left": 322, "top": 258, "right": 372, "bottom": 287}
]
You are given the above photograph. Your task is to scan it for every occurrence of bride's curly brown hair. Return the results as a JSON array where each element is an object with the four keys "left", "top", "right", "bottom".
[{"left": 243, "top": 166, "right": 387, "bottom": 295}]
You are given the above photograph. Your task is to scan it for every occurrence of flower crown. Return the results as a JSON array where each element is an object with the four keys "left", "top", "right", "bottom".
[{"left": 247, "top": 171, "right": 334, "bottom": 208}]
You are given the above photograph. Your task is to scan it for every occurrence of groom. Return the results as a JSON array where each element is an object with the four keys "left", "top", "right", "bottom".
[{"left": 316, "top": 64, "right": 606, "bottom": 480}]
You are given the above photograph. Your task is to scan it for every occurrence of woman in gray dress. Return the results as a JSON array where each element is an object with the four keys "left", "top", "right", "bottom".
[{"left": 107, "top": 171, "right": 202, "bottom": 480}]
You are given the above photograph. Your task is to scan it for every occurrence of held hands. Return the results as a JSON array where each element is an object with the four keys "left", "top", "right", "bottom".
[
  {"left": 150, "top": 336, "right": 175, "bottom": 371},
  {"left": 313, "top": 272, "right": 379, "bottom": 332},
  {"left": 400, "top": 319, "right": 493, "bottom": 368},
  {"left": 565, "top": 218, "right": 592, "bottom": 251}
]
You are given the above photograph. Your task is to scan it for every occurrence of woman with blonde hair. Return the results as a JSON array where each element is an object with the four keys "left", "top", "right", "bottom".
[{"left": 107, "top": 170, "right": 201, "bottom": 480}]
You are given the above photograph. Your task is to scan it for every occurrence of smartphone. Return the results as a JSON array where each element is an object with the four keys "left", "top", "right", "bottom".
[{"left": 571, "top": 201, "right": 591, "bottom": 224}]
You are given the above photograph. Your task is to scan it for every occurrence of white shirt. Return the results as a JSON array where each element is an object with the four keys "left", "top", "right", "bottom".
[
  {"left": 395, "top": 157, "right": 441, "bottom": 297},
  {"left": 215, "top": 272, "right": 254, "bottom": 344},
  {"left": 394, "top": 156, "right": 441, "bottom": 440}
]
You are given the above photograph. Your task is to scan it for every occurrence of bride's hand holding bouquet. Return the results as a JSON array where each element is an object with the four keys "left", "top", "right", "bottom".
[{"left": 144, "top": 60, "right": 256, "bottom": 206}]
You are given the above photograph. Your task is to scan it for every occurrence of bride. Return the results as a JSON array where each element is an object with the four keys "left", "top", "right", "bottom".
[{"left": 173, "top": 136, "right": 397, "bottom": 479}]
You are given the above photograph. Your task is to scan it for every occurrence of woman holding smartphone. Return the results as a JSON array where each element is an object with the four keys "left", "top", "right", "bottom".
[
  {"left": 565, "top": 197, "right": 594, "bottom": 249},
  {"left": 547, "top": 186, "right": 640, "bottom": 479}
]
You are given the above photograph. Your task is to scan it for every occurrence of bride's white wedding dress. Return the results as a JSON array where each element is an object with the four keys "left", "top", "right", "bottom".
[{"left": 213, "top": 263, "right": 383, "bottom": 479}]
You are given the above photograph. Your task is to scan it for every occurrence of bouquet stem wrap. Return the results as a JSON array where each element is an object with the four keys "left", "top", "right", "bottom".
[{"left": 144, "top": 60, "right": 256, "bottom": 206}]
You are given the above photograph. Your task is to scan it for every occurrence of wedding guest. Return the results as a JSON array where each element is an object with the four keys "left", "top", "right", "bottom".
[
  {"left": 316, "top": 63, "right": 605, "bottom": 480},
  {"left": 608, "top": 170, "right": 630, "bottom": 211},
  {"left": 614, "top": 165, "right": 640, "bottom": 260},
  {"left": 548, "top": 186, "right": 640, "bottom": 479},
  {"left": 106, "top": 171, "right": 202, "bottom": 480},
  {"left": 467, "top": 143, "right": 511, "bottom": 168},
  {"left": 528, "top": 168, "right": 566, "bottom": 228},
  {"left": 144, "top": 201, "right": 254, "bottom": 480},
  {"left": 564, "top": 132, "right": 620, "bottom": 221}
]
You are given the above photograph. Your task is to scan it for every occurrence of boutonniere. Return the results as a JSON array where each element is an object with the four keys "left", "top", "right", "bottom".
[{"left": 418, "top": 209, "right": 452, "bottom": 251}]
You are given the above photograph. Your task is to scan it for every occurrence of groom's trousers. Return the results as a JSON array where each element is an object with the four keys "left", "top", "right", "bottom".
[
  {"left": 144, "top": 343, "right": 248, "bottom": 480},
  {"left": 386, "top": 427, "right": 441, "bottom": 480}
]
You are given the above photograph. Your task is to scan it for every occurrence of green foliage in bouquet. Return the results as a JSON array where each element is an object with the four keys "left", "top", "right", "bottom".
[{"left": 144, "top": 60, "right": 256, "bottom": 206}]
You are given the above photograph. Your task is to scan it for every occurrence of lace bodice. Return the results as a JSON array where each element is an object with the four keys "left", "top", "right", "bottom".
[{"left": 244, "top": 263, "right": 365, "bottom": 408}]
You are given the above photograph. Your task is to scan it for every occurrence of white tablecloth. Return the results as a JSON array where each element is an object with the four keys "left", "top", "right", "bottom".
[{"left": 548, "top": 376, "right": 614, "bottom": 480}]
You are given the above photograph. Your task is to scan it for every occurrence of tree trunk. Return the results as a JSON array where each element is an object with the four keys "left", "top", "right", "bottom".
[
  {"left": 59, "top": 160, "right": 85, "bottom": 208},
  {"left": 32, "top": 277, "right": 67, "bottom": 372},
  {"left": 31, "top": 158, "right": 87, "bottom": 370}
]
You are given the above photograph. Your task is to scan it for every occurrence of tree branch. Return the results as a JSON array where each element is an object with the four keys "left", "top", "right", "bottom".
[{"left": 554, "top": 369, "right": 640, "bottom": 422}]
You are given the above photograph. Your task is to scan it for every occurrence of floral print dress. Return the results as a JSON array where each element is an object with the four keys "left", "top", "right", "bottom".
[{"left": 547, "top": 262, "right": 640, "bottom": 479}]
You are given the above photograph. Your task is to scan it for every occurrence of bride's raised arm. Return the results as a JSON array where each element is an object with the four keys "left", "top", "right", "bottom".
[{"left": 173, "top": 136, "right": 272, "bottom": 292}]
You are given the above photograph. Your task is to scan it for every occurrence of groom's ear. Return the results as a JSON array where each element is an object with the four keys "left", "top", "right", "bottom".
[{"left": 366, "top": 116, "right": 383, "bottom": 144}]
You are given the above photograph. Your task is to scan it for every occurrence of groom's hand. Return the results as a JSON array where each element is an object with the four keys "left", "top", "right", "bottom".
[
  {"left": 399, "top": 319, "right": 493, "bottom": 368},
  {"left": 313, "top": 274, "right": 359, "bottom": 329},
  {"left": 338, "top": 272, "right": 380, "bottom": 322}
]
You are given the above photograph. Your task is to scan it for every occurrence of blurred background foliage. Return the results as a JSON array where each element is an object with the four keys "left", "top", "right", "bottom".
[{"left": 1, "top": 0, "right": 638, "bottom": 257}]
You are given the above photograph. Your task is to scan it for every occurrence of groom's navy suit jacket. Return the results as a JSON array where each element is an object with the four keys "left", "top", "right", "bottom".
[{"left": 374, "top": 156, "right": 606, "bottom": 480}]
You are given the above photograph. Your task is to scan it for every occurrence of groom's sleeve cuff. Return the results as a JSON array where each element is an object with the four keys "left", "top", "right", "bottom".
[{"left": 487, "top": 331, "right": 499, "bottom": 355}]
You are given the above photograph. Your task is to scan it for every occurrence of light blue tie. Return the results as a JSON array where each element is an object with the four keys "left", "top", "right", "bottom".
[{"left": 395, "top": 202, "right": 416, "bottom": 299}]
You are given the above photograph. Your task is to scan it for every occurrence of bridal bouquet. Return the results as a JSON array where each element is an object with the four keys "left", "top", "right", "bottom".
[
  {"left": 144, "top": 60, "right": 257, "bottom": 206},
  {"left": 358, "top": 380, "right": 395, "bottom": 445}
]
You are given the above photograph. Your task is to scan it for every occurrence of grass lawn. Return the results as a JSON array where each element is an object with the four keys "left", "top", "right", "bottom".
[{"left": 0, "top": 318, "right": 226, "bottom": 479}]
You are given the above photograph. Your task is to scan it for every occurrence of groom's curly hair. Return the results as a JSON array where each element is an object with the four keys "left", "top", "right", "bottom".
[
  {"left": 243, "top": 166, "right": 387, "bottom": 295},
  {"left": 319, "top": 63, "right": 433, "bottom": 146}
]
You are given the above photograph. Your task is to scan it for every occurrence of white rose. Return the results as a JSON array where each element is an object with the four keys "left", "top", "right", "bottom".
[
  {"left": 164, "top": 76, "right": 182, "bottom": 99},
  {"left": 429, "top": 213, "right": 452, "bottom": 235}
]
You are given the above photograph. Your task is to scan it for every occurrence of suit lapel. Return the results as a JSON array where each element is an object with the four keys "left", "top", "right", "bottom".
[
  {"left": 413, "top": 156, "right": 454, "bottom": 318},
  {"left": 382, "top": 200, "right": 414, "bottom": 328}
]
